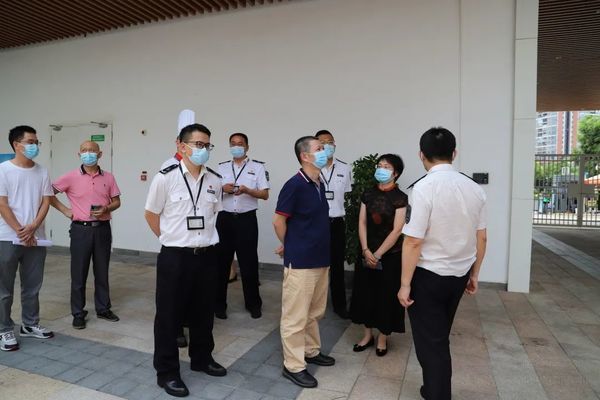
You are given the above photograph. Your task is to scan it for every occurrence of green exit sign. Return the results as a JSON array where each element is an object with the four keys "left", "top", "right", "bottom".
[{"left": 91, "top": 134, "right": 105, "bottom": 142}]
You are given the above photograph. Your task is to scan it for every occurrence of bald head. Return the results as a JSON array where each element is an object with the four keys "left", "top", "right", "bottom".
[{"left": 80, "top": 140, "right": 100, "bottom": 153}]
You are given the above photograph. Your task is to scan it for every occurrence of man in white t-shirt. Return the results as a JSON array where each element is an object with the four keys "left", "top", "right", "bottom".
[
  {"left": 398, "top": 127, "right": 487, "bottom": 400},
  {"left": 0, "top": 125, "right": 55, "bottom": 352}
]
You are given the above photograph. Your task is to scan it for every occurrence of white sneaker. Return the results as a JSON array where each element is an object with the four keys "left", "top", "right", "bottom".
[
  {"left": 0, "top": 331, "right": 19, "bottom": 351},
  {"left": 20, "top": 324, "right": 54, "bottom": 339}
]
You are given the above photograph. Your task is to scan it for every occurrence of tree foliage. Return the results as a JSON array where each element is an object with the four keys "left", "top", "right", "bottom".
[
  {"left": 344, "top": 154, "right": 378, "bottom": 265},
  {"left": 578, "top": 115, "right": 600, "bottom": 154}
]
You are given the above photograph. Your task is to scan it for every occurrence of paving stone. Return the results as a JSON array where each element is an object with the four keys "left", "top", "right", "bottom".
[
  {"left": 98, "top": 360, "right": 137, "bottom": 376},
  {"left": 229, "top": 359, "right": 261, "bottom": 375},
  {"left": 267, "top": 381, "right": 302, "bottom": 399},
  {"left": 253, "top": 364, "right": 283, "bottom": 380},
  {"left": 226, "top": 388, "right": 263, "bottom": 400},
  {"left": 16, "top": 355, "right": 54, "bottom": 372},
  {"left": 78, "top": 371, "right": 118, "bottom": 390},
  {"left": 238, "top": 375, "right": 276, "bottom": 394},
  {"left": 0, "top": 349, "right": 35, "bottom": 366},
  {"left": 199, "top": 382, "right": 235, "bottom": 400},
  {"left": 101, "top": 376, "right": 140, "bottom": 397},
  {"left": 55, "top": 366, "right": 95, "bottom": 383},
  {"left": 84, "top": 356, "right": 119, "bottom": 371},
  {"left": 122, "top": 364, "right": 158, "bottom": 383},
  {"left": 36, "top": 360, "right": 74, "bottom": 378},
  {"left": 126, "top": 383, "right": 164, "bottom": 400}
]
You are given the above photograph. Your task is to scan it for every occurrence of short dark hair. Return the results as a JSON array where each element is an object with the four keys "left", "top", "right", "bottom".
[
  {"left": 420, "top": 127, "right": 456, "bottom": 162},
  {"left": 178, "top": 123, "right": 211, "bottom": 143},
  {"left": 377, "top": 153, "right": 404, "bottom": 182},
  {"left": 294, "top": 136, "right": 317, "bottom": 164},
  {"left": 229, "top": 132, "right": 248, "bottom": 145},
  {"left": 9, "top": 125, "right": 37, "bottom": 151},
  {"left": 315, "top": 130, "right": 333, "bottom": 139}
]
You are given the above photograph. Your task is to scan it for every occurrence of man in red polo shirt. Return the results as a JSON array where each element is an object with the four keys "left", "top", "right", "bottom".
[{"left": 50, "top": 140, "right": 121, "bottom": 330}]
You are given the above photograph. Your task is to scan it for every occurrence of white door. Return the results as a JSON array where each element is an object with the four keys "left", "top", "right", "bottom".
[{"left": 48, "top": 123, "right": 113, "bottom": 247}]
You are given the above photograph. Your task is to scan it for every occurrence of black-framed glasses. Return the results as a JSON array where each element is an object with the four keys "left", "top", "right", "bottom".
[{"left": 185, "top": 141, "right": 214, "bottom": 151}]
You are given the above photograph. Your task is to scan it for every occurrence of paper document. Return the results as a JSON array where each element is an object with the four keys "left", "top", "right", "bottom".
[{"left": 12, "top": 239, "right": 53, "bottom": 247}]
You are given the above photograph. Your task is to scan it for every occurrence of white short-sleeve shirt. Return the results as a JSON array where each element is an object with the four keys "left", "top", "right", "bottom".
[
  {"left": 218, "top": 158, "right": 270, "bottom": 213},
  {"left": 320, "top": 159, "right": 353, "bottom": 218},
  {"left": 145, "top": 162, "right": 223, "bottom": 248},
  {"left": 402, "top": 163, "right": 487, "bottom": 277},
  {"left": 0, "top": 161, "right": 54, "bottom": 241}
]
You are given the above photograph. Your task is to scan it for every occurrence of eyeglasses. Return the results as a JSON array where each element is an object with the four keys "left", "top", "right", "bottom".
[
  {"left": 18, "top": 140, "right": 42, "bottom": 146},
  {"left": 185, "top": 141, "right": 214, "bottom": 151}
]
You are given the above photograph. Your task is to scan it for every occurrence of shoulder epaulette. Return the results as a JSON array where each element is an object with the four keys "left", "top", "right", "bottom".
[
  {"left": 159, "top": 164, "right": 178, "bottom": 174},
  {"left": 459, "top": 172, "right": 476, "bottom": 182},
  {"left": 407, "top": 174, "right": 427, "bottom": 189},
  {"left": 335, "top": 158, "right": 347, "bottom": 165},
  {"left": 206, "top": 167, "right": 222, "bottom": 178},
  {"left": 218, "top": 160, "right": 231, "bottom": 165},
  {"left": 252, "top": 159, "right": 265, "bottom": 164}
]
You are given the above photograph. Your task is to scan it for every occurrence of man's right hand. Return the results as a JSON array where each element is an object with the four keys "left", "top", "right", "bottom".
[
  {"left": 63, "top": 209, "right": 73, "bottom": 220},
  {"left": 222, "top": 183, "right": 236, "bottom": 194},
  {"left": 275, "top": 245, "right": 284, "bottom": 258}
]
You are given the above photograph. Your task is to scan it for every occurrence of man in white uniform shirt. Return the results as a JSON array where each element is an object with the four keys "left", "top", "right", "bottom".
[
  {"left": 315, "top": 130, "right": 352, "bottom": 319},
  {"left": 145, "top": 123, "right": 226, "bottom": 398},
  {"left": 398, "top": 127, "right": 487, "bottom": 400},
  {"left": 215, "top": 133, "right": 269, "bottom": 320}
]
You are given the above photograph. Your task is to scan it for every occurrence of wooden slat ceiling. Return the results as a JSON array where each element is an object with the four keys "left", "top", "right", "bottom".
[
  {"left": 0, "top": 0, "right": 290, "bottom": 49},
  {"left": 1, "top": 0, "right": 598, "bottom": 111},
  {"left": 538, "top": 0, "right": 600, "bottom": 111}
]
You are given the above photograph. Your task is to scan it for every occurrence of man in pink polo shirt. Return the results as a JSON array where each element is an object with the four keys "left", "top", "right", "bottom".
[{"left": 50, "top": 140, "right": 121, "bottom": 330}]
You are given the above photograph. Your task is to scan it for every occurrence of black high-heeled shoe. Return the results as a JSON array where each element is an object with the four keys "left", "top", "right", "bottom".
[{"left": 353, "top": 337, "right": 374, "bottom": 352}]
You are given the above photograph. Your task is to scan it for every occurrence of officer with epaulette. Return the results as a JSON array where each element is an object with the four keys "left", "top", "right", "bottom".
[
  {"left": 398, "top": 127, "right": 487, "bottom": 400},
  {"left": 315, "top": 130, "right": 353, "bottom": 319},
  {"left": 145, "top": 123, "right": 227, "bottom": 398},
  {"left": 215, "top": 132, "right": 269, "bottom": 320}
]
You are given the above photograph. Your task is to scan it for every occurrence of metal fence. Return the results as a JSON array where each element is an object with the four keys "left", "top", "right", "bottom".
[{"left": 534, "top": 154, "right": 600, "bottom": 227}]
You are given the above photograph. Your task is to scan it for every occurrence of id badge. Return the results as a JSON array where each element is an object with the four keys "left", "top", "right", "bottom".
[
  {"left": 187, "top": 216, "right": 205, "bottom": 230},
  {"left": 325, "top": 191, "right": 334, "bottom": 200}
]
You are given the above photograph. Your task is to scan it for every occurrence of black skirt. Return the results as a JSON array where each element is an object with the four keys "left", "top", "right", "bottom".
[{"left": 349, "top": 251, "right": 405, "bottom": 335}]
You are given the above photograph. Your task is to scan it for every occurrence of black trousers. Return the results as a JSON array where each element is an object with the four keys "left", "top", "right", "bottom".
[
  {"left": 407, "top": 267, "right": 469, "bottom": 400},
  {"left": 215, "top": 210, "right": 262, "bottom": 313},
  {"left": 69, "top": 222, "right": 112, "bottom": 317},
  {"left": 329, "top": 217, "right": 347, "bottom": 313},
  {"left": 154, "top": 246, "right": 218, "bottom": 381}
]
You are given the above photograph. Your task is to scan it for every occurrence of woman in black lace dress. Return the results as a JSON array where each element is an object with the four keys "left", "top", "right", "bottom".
[{"left": 349, "top": 154, "right": 408, "bottom": 356}]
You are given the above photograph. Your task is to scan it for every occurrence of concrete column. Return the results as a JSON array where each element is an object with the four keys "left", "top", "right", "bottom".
[{"left": 508, "top": 0, "right": 539, "bottom": 292}]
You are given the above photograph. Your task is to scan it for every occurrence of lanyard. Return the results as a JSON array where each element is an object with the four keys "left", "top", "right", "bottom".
[
  {"left": 319, "top": 164, "right": 335, "bottom": 190},
  {"left": 179, "top": 165, "right": 204, "bottom": 216},
  {"left": 232, "top": 160, "right": 248, "bottom": 184}
]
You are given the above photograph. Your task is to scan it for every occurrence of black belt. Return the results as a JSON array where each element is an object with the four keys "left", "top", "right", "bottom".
[
  {"left": 165, "top": 245, "right": 215, "bottom": 255},
  {"left": 329, "top": 217, "right": 344, "bottom": 222},
  {"left": 222, "top": 209, "right": 256, "bottom": 217},
  {"left": 72, "top": 220, "right": 110, "bottom": 227}
]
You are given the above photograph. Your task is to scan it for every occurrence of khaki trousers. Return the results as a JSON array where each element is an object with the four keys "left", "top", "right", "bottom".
[{"left": 280, "top": 266, "right": 329, "bottom": 373}]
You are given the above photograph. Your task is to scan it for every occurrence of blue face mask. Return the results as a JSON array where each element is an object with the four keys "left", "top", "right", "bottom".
[
  {"left": 374, "top": 168, "right": 393, "bottom": 183},
  {"left": 80, "top": 152, "right": 98, "bottom": 166},
  {"left": 186, "top": 145, "right": 210, "bottom": 166},
  {"left": 22, "top": 144, "right": 39, "bottom": 160},
  {"left": 230, "top": 146, "right": 246, "bottom": 159},
  {"left": 312, "top": 150, "right": 328, "bottom": 169},
  {"left": 324, "top": 144, "right": 335, "bottom": 159}
]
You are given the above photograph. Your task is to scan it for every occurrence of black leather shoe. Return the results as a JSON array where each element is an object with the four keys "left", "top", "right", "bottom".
[
  {"left": 176, "top": 335, "right": 188, "bottom": 348},
  {"left": 420, "top": 385, "right": 426, "bottom": 399},
  {"left": 72, "top": 316, "right": 86, "bottom": 330},
  {"left": 282, "top": 367, "right": 317, "bottom": 388},
  {"left": 249, "top": 308, "right": 262, "bottom": 319},
  {"left": 191, "top": 360, "right": 227, "bottom": 377},
  {"left": 158, "top": 378, "right": 189, "bottom": 397},
  {"left": 305, "top": 353, "right": 335, "bottom": 366},
  {"left": 97, "top": 310, "right": 119, "bottom": 322},
  {"left": 353, "top": 337, "right": 374, "bottom": 352},
  {"left": 214, "top": 310, "right": 227, "bottom": 320}
]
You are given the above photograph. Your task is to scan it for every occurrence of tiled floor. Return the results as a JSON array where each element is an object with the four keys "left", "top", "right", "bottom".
[{"left": 1, "top": 228, "right": 599, "bottom": 399}]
